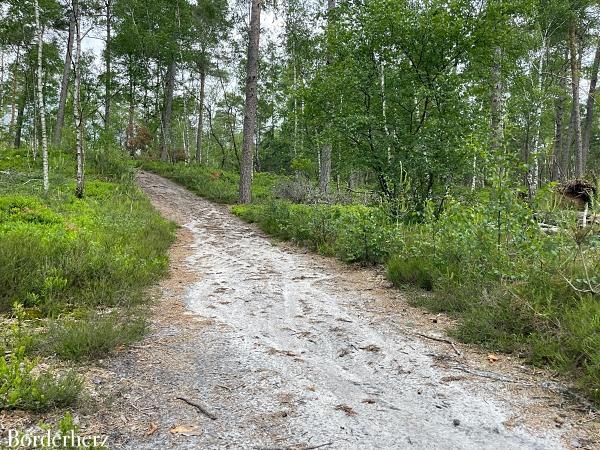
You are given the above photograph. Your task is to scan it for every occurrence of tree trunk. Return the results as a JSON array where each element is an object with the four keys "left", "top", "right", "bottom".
[
  {"left": 0, "top": 50, "right": 5, "bottom": 131},
  {"left": 13, "top": 78, "right": 27, "bottom": 149},
  {"left": 380, "top": 59, "right": 391, "bottom": 162},
  {"left": 528, "top": 36, "right": 546, "bottom": 198},
  {"left": 569, "top": 23, "right": 583, "bottom": 178},
  {"left": 182, "top": 73, "right": 190, "bottom": 163},
  {"left": 490, "top": 46, "right": 504, "bottom": 155},
  {"left": 53, "top": 10, "right": 74, "bottom": 147},
  {"left": 582, "top": 43, "right": 600, "bottom": 171},
  {"left": 160, "top": 60, "right": 176, "bottom": 161},
  {"left": 35, "top": 0, "right": 49, "bottom": 195},
  {"left": 195, "top": 68, "right": 206, "bottom": 163},
  {"left": 319, "top": 0, "right": 336, "bottom": 194},
  {"left": 10, "top": 47, "right": 20, "bottom": 134},
  {"left": 239, "top": 0, "right": 261, "bottom": 204},
  {"left": 104, "top": 0, "right": 112, "bottom": 130},
  {"left": 126, "top": 71, "right": 135, "bottom": 155},
  {"left": 552, "top": 51, "right": 567, "bottom": 181},
  {"left": 73, "top": 0, "right": 84, "bottom": 198}
]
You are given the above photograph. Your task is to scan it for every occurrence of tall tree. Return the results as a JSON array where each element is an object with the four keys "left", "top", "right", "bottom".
[
  {"left": 34, "top": 0, "right": 49, "bottom": 194},
  {"left": 569, "top": 22, "right": 583, "bottom": 177},
  {"left": 160, "top": 60, "right": 176, "bottom": 161},
  {"left": 582, "top": 42, "right": 600, "bottom": 170},
  {"left": 104, "top": 0, "right": 112, "bottom": 130},
  {"left": 239, "top": 0, "right": 261, "bottom": 203},
  {"left": 196, "top": 67, "right": 206, "bottom": 163},
  {"left": 73, "top": 0, "right": 84, "bottom": 198},
  {"left": 319, "top": 0, "right": 335, "bottom": 194},
  {"left": 53, "top": 8, "right": 75, "bottom": 146}
]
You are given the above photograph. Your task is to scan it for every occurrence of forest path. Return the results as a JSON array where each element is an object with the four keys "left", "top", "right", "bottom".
[{"left": 98, "top": 171, "right": 596, "bottom": 449}]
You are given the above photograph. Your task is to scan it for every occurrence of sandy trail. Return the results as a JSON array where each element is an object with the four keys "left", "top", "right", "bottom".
[{"left": 91, "top": 171, "right": 597, "bottom": 449}]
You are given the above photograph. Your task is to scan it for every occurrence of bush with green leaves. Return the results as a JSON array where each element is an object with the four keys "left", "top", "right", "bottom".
[
  {"left": 0, "top": 182, "right": 175, "bottom": 314},
  {"left": 0, "top": 146, "right": 175, "bottom": 410},
  {"left": 0, "top": 346, "right": 82, "bottom": 412},
  {"left": 233, "top": 192, "right": 600, "bottom": 404}
]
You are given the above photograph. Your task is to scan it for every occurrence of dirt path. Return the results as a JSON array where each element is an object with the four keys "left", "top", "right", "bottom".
[{"left": 87, "top": 172, "right": 597, "bottom": 449}]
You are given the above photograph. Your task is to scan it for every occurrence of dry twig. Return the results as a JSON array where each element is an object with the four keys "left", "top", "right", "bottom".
[{"left": 176, "top": 397, "right": 217, "bottom": 420}]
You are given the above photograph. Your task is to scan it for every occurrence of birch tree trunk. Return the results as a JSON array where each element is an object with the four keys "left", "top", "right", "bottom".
[
  {"left": 569, "top": 23, "right": 583, "bottom": 178},
  {"left": 35, "top": 0, "right": 49, "bottom": 195},
  {"left": 0, "top": 50, "right": 4, "bottom": 132},
  {"left": 195, "top": 68, "right": 206, "bottom": 163},
  {"left": 53, "top": 10, "right": 74, "bottom": 146},
  {"left": 10, "top": 48, "right": 20, "bottom": 134},
  {"left": 380, "top": 59, "right": 391, "bottom": 162},
  {"left": 160, "top": 60, "right": 176, "bottom": 161},
  {"left": 239, "top": 0, "right": 261, "bottom": 204},
  {"left": 528, "top": 36, "right": 546, "bottom": 197},
  {"left": 582, "top": 43, "right": 600, "bottom": 171},
  {"left": 552, "top": 52, "right": 567, "bottom": 181},
  {"left": 73, "top": 0, "right": 85, "bottom": 198},
  {"left": 490, "top": 46, "right": 504, "bottom": 156},
  {"left": 104, "top": 0, "right": 112, "bottom": 130}
]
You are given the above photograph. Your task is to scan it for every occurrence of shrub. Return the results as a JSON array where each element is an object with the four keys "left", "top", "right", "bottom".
[
  {"left": 44, "top": 312, "right": 146, "bottom": 362},
  {"left": 387, "top": 255, "right": 434, "bottom": 290},
  {"left": 88, "top": 145, "right": 135, "bottom": 183},
  {"left": 0, "top": 347, "right": 82, "bottom": 411}
]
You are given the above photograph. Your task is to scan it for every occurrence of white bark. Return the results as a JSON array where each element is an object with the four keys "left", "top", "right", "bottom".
[
  {"left": 35, "top": 0, "right": 49, "bottom": 195},
  {"left": 73, "top": 0, "right": 84, "bottom": 198},
  {"left": 528, "top": 35, "right": 546, "bottom": 198},
  {"left": 380, "top": 60, "right": 391, "bottom": 162},
  {"left": 569, "top": 24, "right": 583, "bottom": 178}
]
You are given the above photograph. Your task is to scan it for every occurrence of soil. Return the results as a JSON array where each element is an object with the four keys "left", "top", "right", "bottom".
[{"left": 1, "top": 171, "right": 598, "bottom": 450}]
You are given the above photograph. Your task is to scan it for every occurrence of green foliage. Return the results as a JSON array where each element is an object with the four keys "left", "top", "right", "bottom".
[
  {"left": 0, "top": 346, "right": 82, "bottom": 412},
  {"left": 44, "top": 312, "right": 146, "bottom": 362},
  {"left": 234, "top": 190, "right": 600, "bottom": 404},
  {"left": 233, "top": 201, "right": 394, "bottom": 264},
  {"left": 387, "top": 256, "right": 433, "bottom": 291},
  {"left": 88, "top": 145, "right": 135, "bottom": 183},
  {"left": 0, "top": 176, "right": 175, "bottom": 315},
  {"left": 0, "top": 147, "right": 175, "bottom": 409}
]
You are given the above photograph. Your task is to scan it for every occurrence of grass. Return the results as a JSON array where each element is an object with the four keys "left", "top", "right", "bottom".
[
  {"left": 0, "top": 146, "right": 175, "bottom": 411},
  {"left": 0, "top": 346, "right": 82, "bottom": 412},
  {"left": 43, "top": 312, "right": 147, "bottom": 362}
]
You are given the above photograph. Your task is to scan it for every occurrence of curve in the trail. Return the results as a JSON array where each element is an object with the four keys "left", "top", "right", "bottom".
[{"left": 136, "top": 171, "right": 565, "bottom": 450}]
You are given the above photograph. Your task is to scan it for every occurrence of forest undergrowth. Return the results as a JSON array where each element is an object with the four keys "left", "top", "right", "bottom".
[{"left": 0, "top": 147, "right": 175, "bottom": 412}]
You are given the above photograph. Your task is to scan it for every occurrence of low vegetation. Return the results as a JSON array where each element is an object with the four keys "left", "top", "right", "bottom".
[
  {"left": 144, "top": 162, "right": 600, "bottom": 405},
  {"left": 0, "top": 147, "right": 175, "bottom": 411}
]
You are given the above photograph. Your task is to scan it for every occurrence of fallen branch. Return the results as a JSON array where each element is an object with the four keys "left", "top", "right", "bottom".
[
  {"left": 176, "top": 397, "right": 217, "bottom": 420},
  {"left": 452, "top": 366, "right": 518, "bottom": 383},
  {"left": 414, "top": 332, "right": 461, "bottom": 356},
  {"left": 453, "top": 366, "right": 598, "bottom": 412},
  {"left": 256, "top": 443, "right": 333, "bottom": 450}
]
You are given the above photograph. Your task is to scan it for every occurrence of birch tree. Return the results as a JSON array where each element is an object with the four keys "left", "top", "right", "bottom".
[
  {"left": 34, "top": 0, "right": 49, "bottom": 194},
  {"left": 569, "top": 22, "right": 583, "bottom": 178},
  {"left": 73, "top": 0, "right": 84, "bottom": 198}
]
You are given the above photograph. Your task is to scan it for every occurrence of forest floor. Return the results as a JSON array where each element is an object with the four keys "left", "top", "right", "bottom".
[{"left": 71, "top": 171, "right": 598, "bottom": 449}]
